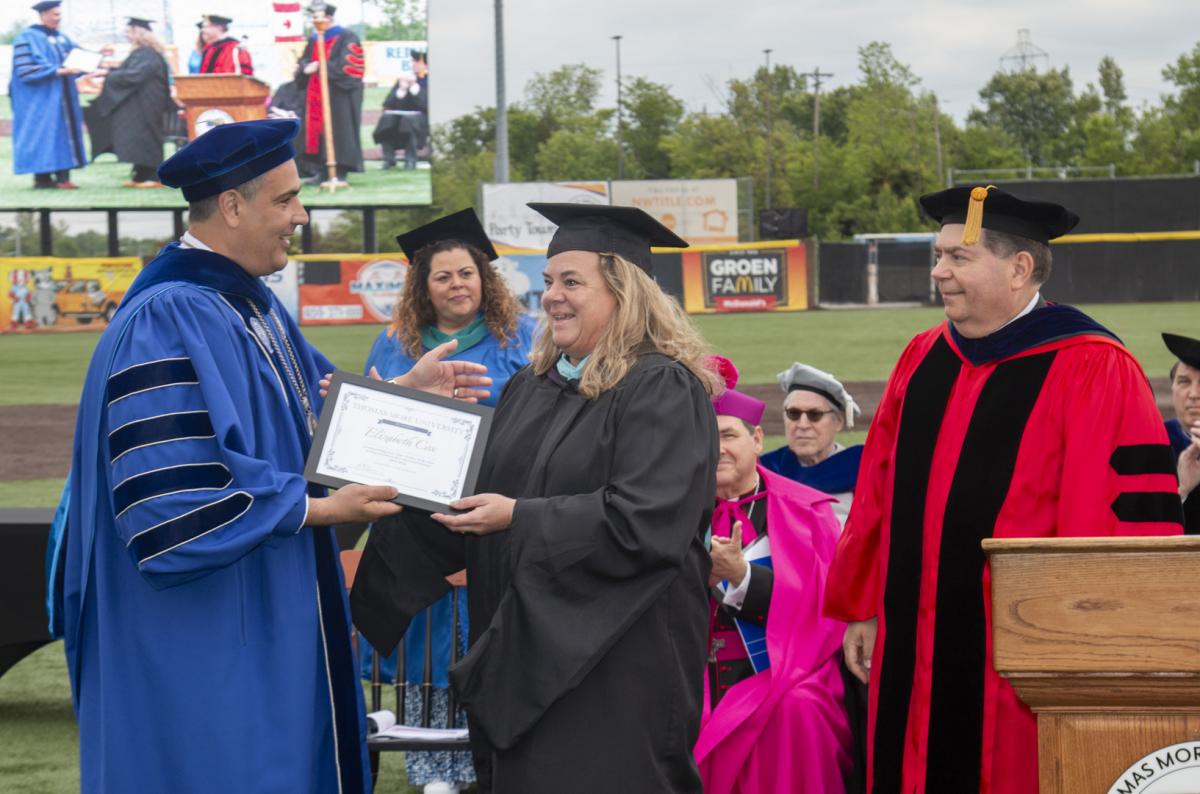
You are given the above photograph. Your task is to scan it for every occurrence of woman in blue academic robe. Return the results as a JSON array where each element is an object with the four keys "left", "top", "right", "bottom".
[
  {"left": 362, "top": 209, "right": 534, "bottom": 794},
  {"left": 759, "top": 362, "right": 864, "bottom": 528}
]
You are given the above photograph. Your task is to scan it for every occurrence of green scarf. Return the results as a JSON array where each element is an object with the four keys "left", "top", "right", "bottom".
[
  {"left": 556, "top": 354, "right": 589, "bottom": 381},
  {"left": 421, "top": 314, "right": 488, "bottom": 354}
]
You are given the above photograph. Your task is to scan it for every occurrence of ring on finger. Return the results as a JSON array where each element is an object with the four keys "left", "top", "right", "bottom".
[{"left": 453, "top": 387, "right": 459, "bottom": 398}]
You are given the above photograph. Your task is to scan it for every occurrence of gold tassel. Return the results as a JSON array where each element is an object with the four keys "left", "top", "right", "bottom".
[{"left": 960, "top": 185, "right": 994, "bottom": 245}]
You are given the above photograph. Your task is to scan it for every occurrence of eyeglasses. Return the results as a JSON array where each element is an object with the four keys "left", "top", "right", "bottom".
[{"left": 784, "top": 408, "right": 837, "bottom": 423}]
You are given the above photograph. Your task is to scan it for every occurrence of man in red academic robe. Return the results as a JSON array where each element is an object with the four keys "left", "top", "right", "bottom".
[
  {"left": 294, "top": 3, "right": 364, "bottom": 183},
  {"left": 197, "top": 14, "right": 253, "bottom": 76},
  {"left": 824, "top": 185, "right": 1184, "bottom": 794}
]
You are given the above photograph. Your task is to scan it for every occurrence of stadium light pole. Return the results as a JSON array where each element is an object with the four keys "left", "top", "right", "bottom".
[
  {"left": 763, "top": 48, "right": 773, "bottom": 210},
  {"left": 613, "top": 35, "right": 624, "bottom": 180},
  {"left": 494, "top": 0, "right": 510, "bottom": 183},
  {"left": 807, "top": 66, "right": 834, "bottom": 192}
]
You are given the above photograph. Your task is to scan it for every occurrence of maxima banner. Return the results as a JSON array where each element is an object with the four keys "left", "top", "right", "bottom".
[
  {"left": 293, "top": 247, "right": 549, "bottom": 326},
  {"left": 296, "top": 256, "right": 409, "bottom": 326},
  {"left": 679, "top": 242, "right": 807, "bottom": 313}
]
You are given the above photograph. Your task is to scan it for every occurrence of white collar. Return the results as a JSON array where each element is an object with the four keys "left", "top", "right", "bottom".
[
  {"left": 998, "top": 292, "right": 1041, "bottom": 331},
  {"left": 179, "top": 230, "right": 214, "bottom": 252}
]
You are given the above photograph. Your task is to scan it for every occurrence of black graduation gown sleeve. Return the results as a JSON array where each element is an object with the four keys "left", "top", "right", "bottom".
[
  {"left": 349, "top": 510, "right": 464, "bottom": 655},
  {"left": 451, "top": 360, "right": 718, "bottom": 750}
]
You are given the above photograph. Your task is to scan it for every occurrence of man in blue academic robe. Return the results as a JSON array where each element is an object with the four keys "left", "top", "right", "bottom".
[
  {"left": 10, "top": 1, "right": 86, "bottom": 188},
  {"left": 57, "top": 118, "right": 490, "bottom": 793}
]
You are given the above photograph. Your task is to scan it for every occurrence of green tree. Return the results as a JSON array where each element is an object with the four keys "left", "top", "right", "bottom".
[
  {"left": 365, "top": 0, "right": 427, "bottom": 40},
  {"left": 524, "top": 65, "right": 607, "bottom": 138},
  {"left": 970, "top": 66, "right": 1079, "bottom": 165},
  {"left": 621, "top": 77, "right": 684, "bottom": 178},
  {"left": 1098, "top": 56, "right": 1128, "bottom": 116},
  {"left": 535, "top": 121, "right": 619, "bottom": 181}
]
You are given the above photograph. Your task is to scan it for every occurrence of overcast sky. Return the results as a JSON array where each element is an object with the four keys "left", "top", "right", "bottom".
[{"left": 427, "top": 0, "right": 1200, "bottom": 125}]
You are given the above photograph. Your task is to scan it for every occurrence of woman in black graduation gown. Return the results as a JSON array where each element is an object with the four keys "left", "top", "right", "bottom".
[
  {"left": 352, "top": 204, "right": 721, "bottom": 793},
  {"left": 85, "top": 18, "right": 172, "bottom": 187}
]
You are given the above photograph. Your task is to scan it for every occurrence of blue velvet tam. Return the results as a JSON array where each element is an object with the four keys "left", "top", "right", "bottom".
[
  {"left": 32, "top": 1, "right": 62, "bottom": 11},
  {"left": 158, "top": 118, "right": 300, "bottom": 202}
]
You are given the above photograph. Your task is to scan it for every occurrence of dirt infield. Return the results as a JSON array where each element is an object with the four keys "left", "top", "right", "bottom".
[
  {"left": 2, "top": 404, "right": 77, "bottom": 481},
  {"left": 1, "top": 377, "right": 1177, "bottom": 483}
]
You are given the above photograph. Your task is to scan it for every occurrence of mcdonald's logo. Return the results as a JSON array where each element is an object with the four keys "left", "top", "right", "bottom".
[{"left": 735, "top": 274, "right": 755, "bottom": 293}]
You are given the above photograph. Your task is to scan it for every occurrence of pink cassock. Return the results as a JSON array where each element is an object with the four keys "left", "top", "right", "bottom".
[{"left": 695, "top": 465, "right": 853, "bottom": 793}]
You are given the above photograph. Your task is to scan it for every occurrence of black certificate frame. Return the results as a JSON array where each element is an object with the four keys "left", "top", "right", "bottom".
[{"left": 304, "top": 370, "right": 494, "bottom": 513}]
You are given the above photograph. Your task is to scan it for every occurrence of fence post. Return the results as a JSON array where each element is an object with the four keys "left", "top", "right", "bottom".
[{"left": 866, "top": 240, "right": 879, "bottom": 306}]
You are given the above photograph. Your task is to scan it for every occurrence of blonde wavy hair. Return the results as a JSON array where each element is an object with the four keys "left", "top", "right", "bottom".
[
  {"left": 390, "top": 241, "right": 524, "bottom": 358},
  {"left": 128, "top": 26, "right": 165, "bottom": 54},
  {"left": 530, "top": 252, "right": 721, "bottom": 399}
]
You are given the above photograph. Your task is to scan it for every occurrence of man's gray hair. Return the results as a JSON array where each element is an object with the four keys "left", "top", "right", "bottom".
[
  {"left": 186, "top": 173, "right": 269, "bottom": 223},
  {"left": 981, "top": 228, "right": 1053, "bottom": 285}
]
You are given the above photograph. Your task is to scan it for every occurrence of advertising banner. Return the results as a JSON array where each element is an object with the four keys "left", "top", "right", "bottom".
[
  {"left": 493, "top": 247, "right": 548, "bottom": 314},
  {"left": 296, "top": 256, "right": 409, "bottom": 326},
  {"left": 609, "top": 179, "right": 739, "bottom": 245},
  {"left": 680, "top": 243, "right": 807, "bottom": 313},
  {"left": 482, "top": 182, "right": 610, "bottom": 249},
  {"left": 295, "top": 248, "right": 547, "bottom": 327},
  {"left": 2, "top": 257, "right": 142, "bottom": 333},
  {"left": 263, "top": 261, "right": 300, "bottom": 321},
  {"left": 365, "top": 41, "right": 428, "bottom": 84}
]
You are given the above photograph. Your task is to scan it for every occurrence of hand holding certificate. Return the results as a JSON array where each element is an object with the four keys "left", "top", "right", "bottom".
[
  {"left": 306, "top": 371, "right": 493, "bottom": 513},
  {"left": 62, "top": 48, "right": 103, "bottom": 73}
]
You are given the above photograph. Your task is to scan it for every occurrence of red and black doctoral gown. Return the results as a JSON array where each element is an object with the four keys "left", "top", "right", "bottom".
[
  {"left": 824, "top": 304, "right": 1183, "bottom": 794},
  {"left": 199, "top": 37, "right": 253, "bottom": 75},
  {"left": 294, "top": 25, "right": 364, "bottom": 172}
]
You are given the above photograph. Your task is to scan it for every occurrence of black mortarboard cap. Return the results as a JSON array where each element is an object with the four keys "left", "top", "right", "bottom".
[
  {"left": 308, "top": 2, "right": 336, "bottom": 14},
  {"left": 395, "top": 209, "right": 498, "bottom": 262},
  {"left": 919, "top": 185, "right": 1080, "bottom": 245},
  {"left": 1164, "top": 333, "right": 1200, "bottom": 370},
  {"left": 32, "top": 1, "right": 62, "bottom": 12},
  {"left": 527, "top": 203, "right": 689, "bottom": 273},
  {"left": 158, "top": 118, "right": 300, "bottom": 201},
  {"left": 198, "top": 14, "right": 233, "bottom": 28},
  {"left": 127, "top": 17, "right": 153, "bottom": 29}
]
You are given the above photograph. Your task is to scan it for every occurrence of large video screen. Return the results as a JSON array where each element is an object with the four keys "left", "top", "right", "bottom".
[{"left": 0, "top": 1, "right": 430, "bottom": 210}]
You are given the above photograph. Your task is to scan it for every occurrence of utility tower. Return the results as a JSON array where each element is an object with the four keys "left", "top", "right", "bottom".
[{"left": 1000, "top": 29, "right": 1049, "bottom": 72}]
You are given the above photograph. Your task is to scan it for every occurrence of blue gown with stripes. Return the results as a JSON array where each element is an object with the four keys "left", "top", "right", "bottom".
[
  {"left": 9, "top": 24, "right": 86, "bottom": 174},
  {"left": 61, "top": 243, "right": 369, "bottom": 793}
]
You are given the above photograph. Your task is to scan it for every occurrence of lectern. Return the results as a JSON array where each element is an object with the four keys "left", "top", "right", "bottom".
[
  {"left": 985, "top": 536, "right": 1200, "bottom": 793},
  {"left": 173, "top": 74, "right": 270, "bottom": 139}
]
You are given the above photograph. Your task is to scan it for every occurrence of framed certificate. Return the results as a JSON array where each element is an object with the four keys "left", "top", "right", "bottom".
[
  {"left": 304, "top": 371, "right": 493, "bottom": 513},
  {"left": 63, "top": 49, "right": 103, "bottom": 72}
]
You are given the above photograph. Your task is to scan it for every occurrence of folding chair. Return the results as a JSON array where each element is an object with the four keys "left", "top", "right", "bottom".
[{"left": 340, "top": 552, "right": 472, "bottom": 791}]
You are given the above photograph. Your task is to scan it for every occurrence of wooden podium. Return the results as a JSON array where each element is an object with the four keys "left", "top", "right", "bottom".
[
  {"left": 173, "top": 74, "right": 270, "bottom": 140},
  {"left": 985, "top": 536, "right": 1200, "bottom": 793}
]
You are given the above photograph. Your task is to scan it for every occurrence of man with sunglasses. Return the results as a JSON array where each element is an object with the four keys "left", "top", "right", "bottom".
[
  {"left": 824, "top": 185, "right": 1183, "bottom": 794},
  {"left": 761, "top": 363, "right": 863, "bottom": 527}
]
